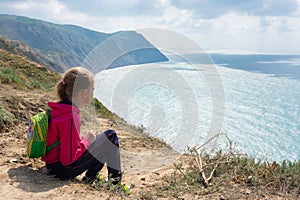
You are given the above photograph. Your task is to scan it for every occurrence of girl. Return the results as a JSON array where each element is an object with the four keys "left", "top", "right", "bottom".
[{"left": 42, "top": 67, "right": 122, "bottom": 184}]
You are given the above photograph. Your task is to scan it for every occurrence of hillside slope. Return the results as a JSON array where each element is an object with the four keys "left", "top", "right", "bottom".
[
  {"left": 0, "top": 14, "right": 168, "bottom": 73},
  {"left": 0, "top": 37, "right": 297, "bottom": 200},
  {"left": 0, "top": 44, "right": 61, "bottom": 132},
  {"left": 0, "top": 37, "right": 64, "bottom": 72},
  {"left": 0, "top": 41, "right": 179, "bottom": 200}
]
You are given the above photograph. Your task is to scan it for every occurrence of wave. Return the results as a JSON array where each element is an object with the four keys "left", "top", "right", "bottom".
[{"left": 94, "top": 60, "right": 300, "bottom": 162}]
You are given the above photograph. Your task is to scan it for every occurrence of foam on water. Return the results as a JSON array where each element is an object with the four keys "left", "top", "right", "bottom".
[{"left": 94, "top": 62, "right": 300, "bottom": 162}]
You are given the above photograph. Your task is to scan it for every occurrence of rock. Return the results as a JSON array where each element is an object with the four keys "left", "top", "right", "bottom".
[{"left": 9, "top": 158, "right": 18, "bottom": 163}]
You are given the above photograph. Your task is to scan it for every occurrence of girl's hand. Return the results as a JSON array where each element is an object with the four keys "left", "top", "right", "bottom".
[{"left": 86, "top": 131, "right": 97, "bottom": 143}]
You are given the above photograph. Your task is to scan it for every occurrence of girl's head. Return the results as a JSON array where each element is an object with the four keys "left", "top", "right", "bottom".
[{"left": 57, "top": 67, "right": 94, "bottom": 106}]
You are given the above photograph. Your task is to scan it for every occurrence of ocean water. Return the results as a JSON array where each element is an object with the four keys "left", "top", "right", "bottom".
[{"left": 94, "top": 54, "right": 300, "bottom": 162}]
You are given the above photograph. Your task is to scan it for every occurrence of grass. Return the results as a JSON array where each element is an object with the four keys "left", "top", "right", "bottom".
[
  {"left": 0, "top": 67, "right": 22, "bottom": 85},
  {"left": 140, "top": 147, "right": 300, "bottom": 199},
  {"left": 91, "top": 97, "right": 115, "bottom": 120},
  {"left": 0, "top": 104, "right": 15, "bottom": 131},
  {"left": 92, "top": 178, "right": 132, "bottom": 197},
  {"left": 90, "top": 98, "right": 150, "bottom": 136},
  {"left": 0, "top": 48, "right": 60, "bottom": 90},
  {"left": 0, "top": 46, "right": 60, "bottom": 132},
  {"left": 80, "top": 97, "right": 119, "bottom": 130},
  {"left": 1, "top": 39, "right": 299, "bottom": 199}
]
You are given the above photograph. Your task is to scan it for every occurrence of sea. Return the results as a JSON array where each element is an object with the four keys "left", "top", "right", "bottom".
[{"left": 94, "top": 53, "right": 300, "bottom": 162}]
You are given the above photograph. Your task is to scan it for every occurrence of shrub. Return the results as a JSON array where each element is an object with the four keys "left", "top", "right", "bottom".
[
  {"left": 0, "top": 104, "right": 15, "bottom": 132},
  {"left": 0, "top": 67, "right": 22, "bottom": 86}
]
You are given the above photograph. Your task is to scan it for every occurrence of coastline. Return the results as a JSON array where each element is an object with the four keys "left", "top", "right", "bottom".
[{"left": 0, "top": 84, "right": 299, "bottom": 199}]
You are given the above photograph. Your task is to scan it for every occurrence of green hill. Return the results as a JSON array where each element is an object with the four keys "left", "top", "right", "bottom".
[
  {"left": 0, "top": 33, "right": 300, "bottom": 200},
  {"left": 0, "top": 39, "right": 61, "bottom": 131},
  {"left": 0, "top": 36, "right": 64, "bottom": 72},
  {"left": 0, "top": 37, "right": 116, "bottom": 133},
  {"left": 0, "top": 43, "right": 60, "bottom": 90},
  {"left": 0, "top": 14, "right": 168, "bottom": 73}
]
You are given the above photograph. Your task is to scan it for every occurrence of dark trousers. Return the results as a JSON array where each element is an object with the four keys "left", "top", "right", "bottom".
[{"left": 46, "top": 129, "right": 122, "bottom": 182}]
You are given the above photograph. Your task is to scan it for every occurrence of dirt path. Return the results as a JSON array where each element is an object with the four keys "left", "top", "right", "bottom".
[
  {"left": 0, "top": 122, "right": 181, "bottom": 200},
  {"left": 2, "top": 86, "right": 293, "bottom": 200},
  {"left": 0, "top": 87, "right": 181, "bottom": 199}
]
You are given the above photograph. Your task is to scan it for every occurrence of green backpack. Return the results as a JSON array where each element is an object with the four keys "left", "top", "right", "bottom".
[{"left": 27, "top": 109, "right": 60, "bottom": 158}]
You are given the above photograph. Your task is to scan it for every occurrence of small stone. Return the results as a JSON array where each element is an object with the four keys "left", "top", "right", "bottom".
[
  {"left": 10, "top": 158, "right": 18, "bottom": 163},
  {"left": 220, "top": 195, "right": 225, "bottom": 200},
  {"left": 244, "top": 188, "right": 251, "bottom": 195},
  {"left": 25, "top": 162, "right": 32, "bottom": 167},
  {"left": 140, "top": 177, "right": 146, "bottom": 181}
]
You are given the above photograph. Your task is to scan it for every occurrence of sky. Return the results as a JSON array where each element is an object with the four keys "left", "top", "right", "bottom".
[{"left": 0, "top": 0, "right": 300, "bottom": 54}]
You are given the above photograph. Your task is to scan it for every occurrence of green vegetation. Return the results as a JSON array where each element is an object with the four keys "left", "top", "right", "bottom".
[
  {"left": 0, "top": 104, "right": 15, "bottom": 131},
  {"left": 139, "top": 147, "right": 300, "bottom": 199},
  {"left": 0, "top": 43, "right": 60, "bottom": 132},
  {"left": 91, "top": 98, "right": 157, "bottom": 138},
  {"left": 91, "top": 97, "right": 115, "bottom": 120},
  {"left": 91, "top": 176, "right": 132, "bottom": 197},
  {"left": 0, "top": 67, "right": 22, "bottom": 86},
  {"left": 0, "top": 14, "right": 168, "bottom": 73},
  {"left": 0, "top": 35, "right": 299, "bottom": 199},
  {"left": 0, "top": 48, "right": 60, "bottom": 90}
]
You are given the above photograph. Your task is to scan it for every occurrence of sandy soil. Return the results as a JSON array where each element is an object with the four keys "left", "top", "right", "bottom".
[
  {"left": 0, "top": 86, "right": 295, "bottom": 200},
  {"left": 0, "top": 121, "right": 183, "bottom": 200},
  {"left": 0, "top": 86, "right": 182, "bottom": 199}
]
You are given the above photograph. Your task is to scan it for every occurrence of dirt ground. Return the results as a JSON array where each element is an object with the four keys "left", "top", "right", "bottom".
[
  {"left": 0, "top": 86, "right": 296, "bottom": 200},
  {"left": 0, "top": 120, "right": 183, "bottom": 200},
  {"left": 0, "top": 86, "right": 183, "bottom": 199}
]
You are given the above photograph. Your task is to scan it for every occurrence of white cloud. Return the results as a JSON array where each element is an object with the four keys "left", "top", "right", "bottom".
[
  {"left": 284, "top": 17, "right": 300, "bottom": 31},
  {"left": 0, "top": 0, "right": 300, "bottom": 53},
  {"left": 170, "top": 0, "right": 300, "bottom": 18},
  {"left": 58, "top": 0, "right": 162, "bottom": 17},
  {"left": 0, "top": 0, "right": 93, "bottom": 28},
  {"left": 1, "top": 0, "right": 64, "bottom": 14},
  {"left": 208, "top": 13, "right": 260, "bottom": 34}
]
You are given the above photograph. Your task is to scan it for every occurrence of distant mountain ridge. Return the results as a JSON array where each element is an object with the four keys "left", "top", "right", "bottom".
[
  {"left": 0, "top": 36, "right": 64, "bottom": 72},
  {"left": 0, "top": 14, "right": 168, "bottom": 73}
]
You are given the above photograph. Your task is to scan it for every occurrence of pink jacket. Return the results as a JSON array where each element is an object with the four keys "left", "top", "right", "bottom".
[{"left": 42, "top": 102, "right": 90, "bottom": 166}]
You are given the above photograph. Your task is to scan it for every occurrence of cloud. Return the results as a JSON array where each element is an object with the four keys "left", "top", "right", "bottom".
[
  {"left": 0, "top": 0, "right": 167, "bottom": 31},
  {"left": 58, "top": 0, "right": 162, "bottom": 17},
  {"left": 0, "top": 0, "right": 65, "bottom": 18},
  {"left": 0, "top": 0, "right": 300, "bottom": 53},
  {"left": 170, "top": 0, "right": 300, "bottom": 18},
  {"left": 0, "top": 0, "right": 94, "bottom": 28}
]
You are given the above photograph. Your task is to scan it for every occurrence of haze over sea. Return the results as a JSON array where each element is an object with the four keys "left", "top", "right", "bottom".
[{"left": 95, "top": 53, "right": 300, "bottom": 162}]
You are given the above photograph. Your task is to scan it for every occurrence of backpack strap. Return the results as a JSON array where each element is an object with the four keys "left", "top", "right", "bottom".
[
  {"left": 46, "top": 109, "right": 52, "bottom": 121},
  {"left": 45, "top": 109, "right": 60, "bottom": 152},
  {"left": 46, "top": 140, "right": 60, "bottom": 152}
]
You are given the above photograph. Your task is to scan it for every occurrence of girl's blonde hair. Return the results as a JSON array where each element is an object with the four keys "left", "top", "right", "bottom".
[{"left": 57, "top": 67, "right": 93, "bottom": 101}]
